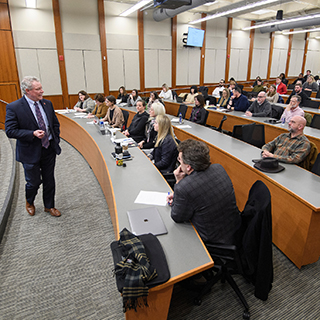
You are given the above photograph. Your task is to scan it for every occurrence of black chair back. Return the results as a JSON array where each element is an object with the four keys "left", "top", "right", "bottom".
[
  {"left": 304, "top": 99, "right": 320, "bottom": 109},
  {"left": 176, "top": 104, "right": 188, "bottom": 119},
  {"left": 205, "top": 96, "right": 216, "bottom": 106},
  {"left": 199, "top": 86, "right": 208, "bottom": 98},
  {"left": 288, "top": 84, "right": 295, "bottom": 89},
  {"left": 203, "top": 110, "right": 209, "bottom": 126},
  {"left": 217, "top": 115, "right": 227, "bottom": 132},
  {"left": 311, "top": 153, "right": 320, "bottom": 176},
  {"left": 271, "top": 104, "right": 284, "bottom": 120},
  {"left": 237, "top": 84, "right": 244, "bottom": 92},
  {"left": 121, "top": 110, "right": 129, "bottom": 131},
  {"left": 310, "top": 114, "right": 320, "bottom": 129},
  {"left": 233, "top": 123, "right": 265, "bottom": 148},
  {"left": 316, "top": 90, "right": 320, "bottom": 98},
  {"left": 303, "top": 90, "right": 312, "bottom": 97}
]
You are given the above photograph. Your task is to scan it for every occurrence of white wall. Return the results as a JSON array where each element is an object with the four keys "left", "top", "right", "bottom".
[
  {"left": 251, "top": 32, "right": 270, "bottom": 79},
  {"left": 288, "top": 34, "right": 305, "bottom": 77},
  {"left": 270, "top": 34, "right": 289, "bottom": 77}
]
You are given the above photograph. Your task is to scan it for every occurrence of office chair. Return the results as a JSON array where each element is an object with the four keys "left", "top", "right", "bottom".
[
  {"left": 205, "top": 95, "right": 216, "bottom": 106},
  {"left": 303, "top": 99, "right": 320, "bottom": 109},
  {"left": 209, "top": 115, "right": 227, "bottom": 132},
  {"left": 271, "top": 104, "right": 284, "bottom": 120},
  {"left": 316, "top": 90, "right": 320, "bottom": 99},
  {"left": 298, "top": 142, "right": 318, "bottom": 171},
  {"left": 232, "top": 123, "right": 265, "bottom": 148},
  {"left": 237, "top": 84, "right": 244, "bottom": 92},
  {"left": 199, "top": 86, "right": 209, "bottom": 98},
  {"left": 303, "top": 90, "right": 312, "bottom": 97},
  {"left": 121, "top": 110, "right": 129, "bottom": 131},
  {"left": 288, "top": 84, "right": 295, "bottom": 90},
  {"left": 311, "top": 153, "right": 320, "bottom": 176},
  {"left": 176, "top": 104, "right": 188, "bottom": 119},
  {"left": 203, "top": 110, "right": 209, "bottom": 126},
  {"left": 304, "top": 112, "right": 313, "bottom": 127},
  {"left": 193, "top": 180, "right": 273, "bottom": 320},
  {"left": 172, "top": 90, "right": 182, "bottom": 103},
  {"left": 310, "top": 114, "right": 320, "bottom": 129}
]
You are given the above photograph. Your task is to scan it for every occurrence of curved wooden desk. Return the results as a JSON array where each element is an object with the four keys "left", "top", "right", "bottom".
[
  {"left": 56, "top": 112, "right": 213, "bottom": 320},
  {"left": 122, "top": 106, "right": 320, "bottom": 269}
]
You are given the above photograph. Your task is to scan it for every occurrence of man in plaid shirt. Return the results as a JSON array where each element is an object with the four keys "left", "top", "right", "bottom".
[{"left": 261, "top": 115, "right": 310, "bottom": 164}]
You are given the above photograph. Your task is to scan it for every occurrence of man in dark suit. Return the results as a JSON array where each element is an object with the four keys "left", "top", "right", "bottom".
[
  {"left": 5, "top": 76, "right": 62, "bottom": 217},
  {"left": 167, "top": 139, "right": 240, "bottom": 245}
]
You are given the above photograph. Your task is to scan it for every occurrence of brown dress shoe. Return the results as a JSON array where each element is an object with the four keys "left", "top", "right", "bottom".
[
  {"left": 26, "top": 201, "right": 35, "bottom": 216},
  {"left": 44, "top": 208, "right": 61, "bottom": 217}
]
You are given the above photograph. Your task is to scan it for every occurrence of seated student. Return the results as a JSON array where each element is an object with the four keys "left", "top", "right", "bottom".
[
  {"left": 159, "top": 83, "right": 173, "bottom": 100},
  {"left": 185, "top": 85, "right": 199, "bottom": 103},
  {"left": 245, "top": 92, "right": 272, "bottom": 117},
  {"left": 303, "top": 69, "right": 312, "bottom": 83},
  {"left": 266, "top": 85, "right": 279, "bottom": 104},
  {"left": 167, "top": 139, "right": 240, "bottom": 245},
  {"left": 275, "top": 77, "right": 287, "bottom": 94},
  {"left": 303, "top": 75, "right": 319, "bottom": 92},
  {"left": 252, "top": 79, "right": 266, "bottom": 93},
  {"left": 189, "top": 95, "right": 207, "bottom": 125},
  {"left": 87, "top": 93, "right": 108, "bottom": 119},
  {"left": 117, "top": 86, "right": 129, "bottom": 103},
  {"left": 74, "top": 90, "right": 95, "bottom": 113},
  {"left": 127, "top": 89, "right": 142, "bottom": 107},
  {"left": 227, "top": 86, "right": 250, "bottom": 112},
  {"left": 228, "top": 80, "right": 236, "bottom": 96},
  {"left": 279, "top": 72, "right": 288, "bottom": 86},
  {"left": 138, "top": 102, "right": 165, "bottom": 149},
  {"left": 292, "top": 73, "right": 305, "bottom": 85},
  {"left": 262, "top": 115, "right": 310, "bottom": 164},
  {"left": 150, "top": 115, "right": 178, "bottom": 173},
  {"left": 147, "top": 91, "right": 161, "bottom": 112},
  {"left": 286, "top": 83, "right": 310, "bottom": 106},
  {"left": 123, "top": 100, "right": 149, "bottom": 142},
  {"left": 217, "top": 88, "right": 230, "bottom": 108},
  {"left": 281, "top": 95, "right": 304, "bottom": 124},
  {"left": 102, "top": 95, "right": 124, "bottom": 128},
  {"left": 252, "top": 76, "right": 262, "bottom": 88},
  {"left": 212, "top": 79, "right": 226, "bottom": 98}
]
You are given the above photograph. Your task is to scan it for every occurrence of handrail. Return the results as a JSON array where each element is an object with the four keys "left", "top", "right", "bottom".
[{"left": 0, "top": 99, "right": 9, "bottom": 105}]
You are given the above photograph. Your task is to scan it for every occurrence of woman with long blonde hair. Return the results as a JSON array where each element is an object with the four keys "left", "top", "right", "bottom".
[{"left": 151, "top": 115, "right": 178, "bottom": 173}]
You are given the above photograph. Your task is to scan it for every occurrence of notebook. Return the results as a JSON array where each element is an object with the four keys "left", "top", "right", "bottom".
[{"left": 127, "top": 207, "right": 168, "bottom": 236}]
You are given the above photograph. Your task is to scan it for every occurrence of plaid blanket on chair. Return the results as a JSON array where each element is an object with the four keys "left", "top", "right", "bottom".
[{"left": 114, "top": 228, "right": 157, "bottom": 312}]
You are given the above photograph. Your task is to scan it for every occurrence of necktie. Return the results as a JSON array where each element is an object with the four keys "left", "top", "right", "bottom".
[{"left": 34, "top": 101, "right": 49, "bottom": 148}]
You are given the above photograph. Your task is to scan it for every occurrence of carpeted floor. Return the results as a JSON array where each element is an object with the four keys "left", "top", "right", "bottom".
[{"left": 0, "top": 138, "right": 319, "bottom": 320}]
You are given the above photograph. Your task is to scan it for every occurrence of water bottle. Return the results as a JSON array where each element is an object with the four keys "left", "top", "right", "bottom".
[
  {"left": 115, "top": 143, "right": 123, "bottom": 166},
  {"left": 99, "top": 118, "right": 106, "bottom": 135},
  {"left": 179, "top": 113, "right": 182, "bottom": 125},
  {"left": 281, "top": 117, "right": 286, "bottom": 126}
]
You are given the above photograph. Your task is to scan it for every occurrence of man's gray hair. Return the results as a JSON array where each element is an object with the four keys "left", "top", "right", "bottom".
[
  {"left": 21, "top": 76, "right": 40, "bottom": 95},
  {"left": 292, "top": 94, "right": 301, "bottom": 103}
]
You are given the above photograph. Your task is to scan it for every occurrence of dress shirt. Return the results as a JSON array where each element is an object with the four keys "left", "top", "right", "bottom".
[
  {"left": 25, "top": 95, "right": 52, "bottom": 140},
  {"left": 247, "top": 100, "right": 272, "bottom": 117},
  {"left": 262, "top": 132, "right": 310, "bottom": 164},
  {"left": 280, "top": 106, "right": 304, "bottom": 123}
]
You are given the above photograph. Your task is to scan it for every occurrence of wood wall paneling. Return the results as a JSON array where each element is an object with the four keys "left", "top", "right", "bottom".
[
  {"left": 199, "top": 14, "right": 206, "bottom": 86},
  {"left": 138, "top": 10, "right": 145, "bottom": 92},
  {"left": 52, "top": 0, "right": 69, "bottom": 109},
  {"left": 98, "top": 0, "right": 109, "bottom": 96},
  {"left": 285, "top": 30, "right": 293, "bottom": 77},
  {"left": 0, "top": 83, "right": 20, "bottom": 125},
  {"left": 301, "top": 32, "right": 310, "bottom": 75},
  {"left": 246, "top": 21, "right": 255, "bottom": 81},
  {"left": 225, "top": 18, "right": 232, "bottom": 82},
  {"left": 0, "top": 2, "right": 10, "bottom": 30},
  {"left": 171, "top": 16, "right": 177, "bottom": 89},
  {"left": 267, "top": 32, "right": 275, "bottom": 80}
]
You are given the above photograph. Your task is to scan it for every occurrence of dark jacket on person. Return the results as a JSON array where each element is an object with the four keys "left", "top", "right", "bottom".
[
  {"left": 128, "top": 111, "right": 149, "bottom": 143},
  {"left": 189, "top": 106, "right": 207, "bottom": 125},
  {"left": 152, "top": 135, "right": 178, "bottom": 173},
  {"left": 117, "top": 93, "right": 129, "bottom": 103},
  {"left": 233, "top": 94, "right": 250, "bottom": 112},
  {"left": 285, "top": 90, "right": 310, "bottom": 106}
]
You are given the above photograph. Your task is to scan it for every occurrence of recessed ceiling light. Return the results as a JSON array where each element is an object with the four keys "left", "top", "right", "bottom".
[
  {"left": 251, "top": 8, "right": 275, "bottom": 15},
  {"left": 25, "top": 0, "right": 36, "bottom": 8}
]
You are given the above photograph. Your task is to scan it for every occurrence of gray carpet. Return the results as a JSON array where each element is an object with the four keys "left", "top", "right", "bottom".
[{"left": 0, "top": 138, "right": 320, "bottom": 320}]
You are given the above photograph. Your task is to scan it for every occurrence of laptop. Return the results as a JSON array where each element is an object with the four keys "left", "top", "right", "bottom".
[{"left": 127, "top": 207, "right": 168, "bottom": 236}]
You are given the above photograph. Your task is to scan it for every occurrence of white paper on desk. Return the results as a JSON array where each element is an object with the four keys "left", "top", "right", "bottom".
[
  {"left": 86, "top": 121, "right": 95, "bottom": 125},
  {"left": 74, "top": 112, "right": 86, "bottom": 116},
  {"left": 171, "top": 118, "right": 179, "bottom": 123},
  {"left": 55, "top": 109, "right": 69, "bottom": 114},
  {"left": 113, "top": 137, "right": 135, "bottom": 144},
  {"left": 175, "top": 124, "right": 192, "bottom": 129},
  {"left": 74, "top": 114, "right": 87, "bottom": 118},
  {"left": 134, "top": 191, "right": 168, "bottom": 206}
]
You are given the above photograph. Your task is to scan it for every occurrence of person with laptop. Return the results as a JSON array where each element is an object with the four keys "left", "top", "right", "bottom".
[{"left": 167, "top": 139, "right": 240, "bottom": 245}]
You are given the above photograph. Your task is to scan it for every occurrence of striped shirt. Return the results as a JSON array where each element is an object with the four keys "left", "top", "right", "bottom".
[{"left": 262, "top": 133, "right": 310, "bottom": 164}]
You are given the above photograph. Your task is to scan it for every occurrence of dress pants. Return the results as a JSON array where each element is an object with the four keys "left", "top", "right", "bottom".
[{"left": 22, "top": 142, "right": 56, "bottom": 209}]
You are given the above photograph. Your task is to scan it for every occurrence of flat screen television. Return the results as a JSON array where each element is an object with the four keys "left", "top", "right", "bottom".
[{"left": 186, "top": 27, "right": 205, "bottom": 48}]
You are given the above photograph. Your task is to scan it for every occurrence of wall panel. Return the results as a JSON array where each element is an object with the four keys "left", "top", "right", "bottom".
[
  {"left": 107, "top": 49, "right": 124, "bottom": 91},
  {"left": 15, "top": 48, "right": 40, "bottom": 79},
  {"left": 123, "top": 50, "right": 140, "bottom": 90},
  {"left": 145, "top": 49, "right": 159, "bottom": 88},
  {"left": 64, "top": 50, "right": 85, "bottom": 94},
  {"left": 159, "top": 50, "right": 171, "bottom": 87},
  {"left": 84, "top": 50, "right": 104, "bottom": 93}
]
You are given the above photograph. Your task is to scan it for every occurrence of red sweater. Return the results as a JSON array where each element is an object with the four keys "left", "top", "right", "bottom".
[{"left": 275, "top": 82, "right": 287, "bottom": 94}]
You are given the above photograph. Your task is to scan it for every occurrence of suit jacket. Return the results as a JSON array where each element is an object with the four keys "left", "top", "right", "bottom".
[
  {"left": 171, "top": 164, "right": 241, "bottom": 244},
  {"left": 5, "top": 96, "right": 61, "bottom": 164}
]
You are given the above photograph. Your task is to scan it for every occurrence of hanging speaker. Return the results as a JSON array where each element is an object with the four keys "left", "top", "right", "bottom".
[{"left": 276, "top": 10, "right": 283, "bottom": 20}]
